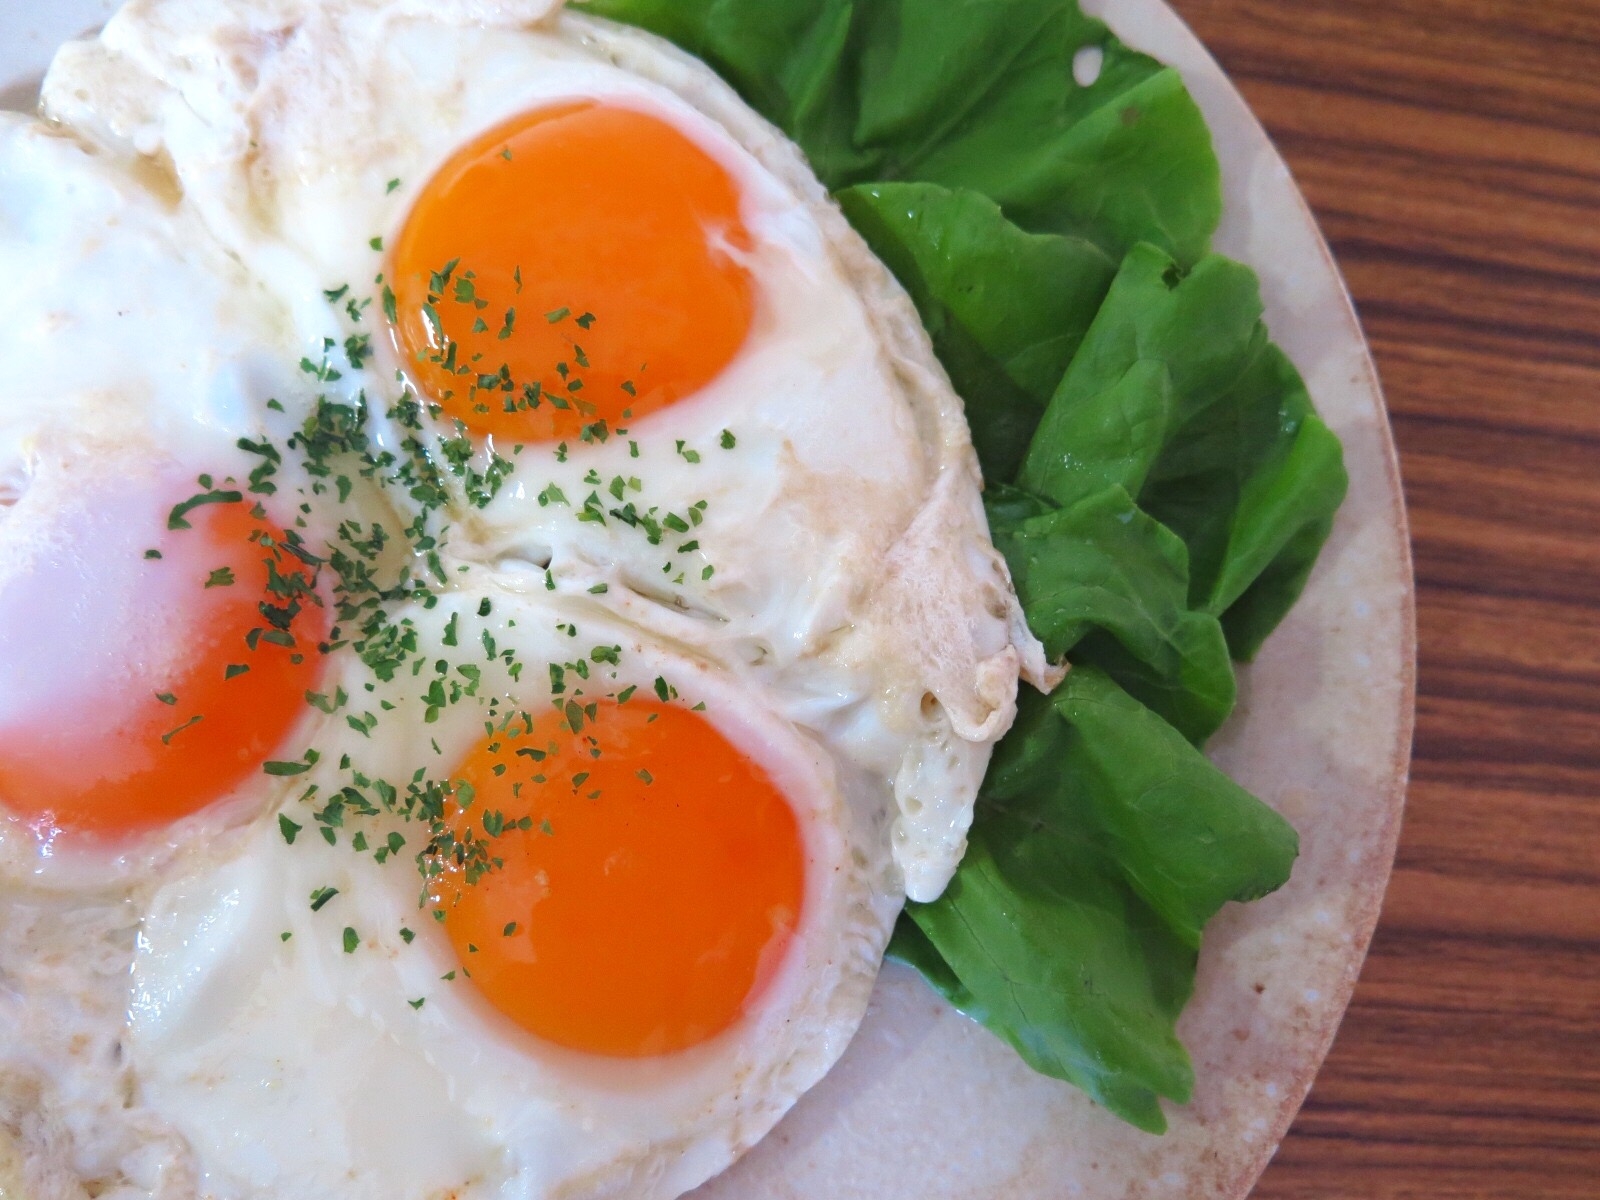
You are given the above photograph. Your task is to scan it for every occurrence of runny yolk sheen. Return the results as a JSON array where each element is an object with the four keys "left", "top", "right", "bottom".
[
  {"left": 0, "top": 489, "right": 326, "bottom": 840},
  {"left": 387, "top": 102, "right": 755, "bottom": 443},
  {"left": 435, "top": 698, "right": 805, "bottom": 1057}
]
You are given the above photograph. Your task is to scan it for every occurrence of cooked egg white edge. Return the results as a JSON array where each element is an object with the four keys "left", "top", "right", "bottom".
[{"left": 0, "top": 893, "right": 195, "bottom": 1200}]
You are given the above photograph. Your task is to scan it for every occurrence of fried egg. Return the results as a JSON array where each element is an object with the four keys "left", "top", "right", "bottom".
[
  {"left": 123, "top": 592, "right": 895, "bottom": 1200},
  {"left": 0, "top": 1, "right": 1050, "bottom": 1197},
  {"left": 0, "top": 115, "right": 332, "bottom": 888}
]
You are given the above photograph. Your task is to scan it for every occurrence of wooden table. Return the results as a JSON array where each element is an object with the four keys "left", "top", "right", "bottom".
[{"left": 1165, "top": 1, "right": 1600, "bottom": 1196}]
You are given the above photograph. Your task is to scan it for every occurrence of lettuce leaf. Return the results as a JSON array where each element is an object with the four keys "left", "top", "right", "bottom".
[
  {"left": 583, "top": 0, "right": 1345, "bottom": 1134},
  {"left": 1020, "top": 244, "right": 1350, "bottom": 659},
  {"left": 843, "top": 186, "right": 1346, "bottom": 697},
  {"left": 839, "top": 184, "right": 1116, "bottom": 482},
  {"left": 986, "top": 484, "right": 1235, "bottom": 743},
  {"left": 896, "top": 668, "right": 1297, "bottom": 1132},
  {"left": 579, "top": 0, "right": 1220, "bottom": 262}
]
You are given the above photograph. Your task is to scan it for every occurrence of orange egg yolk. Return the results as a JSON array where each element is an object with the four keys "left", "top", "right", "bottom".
[
  {"left": 435, "top": 697, "right": 805, "bottom": 1057},
  {"left": 0, "top": 492, "right": 327, "bottom": 840},
  {"left": 387, "top": 101, "right": 755, "bottom": 444}
]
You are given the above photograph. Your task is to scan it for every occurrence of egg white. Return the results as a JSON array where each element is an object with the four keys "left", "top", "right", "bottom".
[{"left": 0, "top": 892, "right": 195, "bottom": 1200}]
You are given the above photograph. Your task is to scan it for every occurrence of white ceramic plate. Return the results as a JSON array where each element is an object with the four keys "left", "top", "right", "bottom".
[{"left": 0, "top": 2, "right": 1415, "bottom": 1197}]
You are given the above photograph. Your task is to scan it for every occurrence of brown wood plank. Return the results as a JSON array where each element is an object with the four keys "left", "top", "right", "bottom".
[{"left": 1170, "top": 0, "right": 1600, "bottom": 1195}]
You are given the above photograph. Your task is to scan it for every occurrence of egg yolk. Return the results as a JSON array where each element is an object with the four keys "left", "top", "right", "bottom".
[
  {"left": 387, "top": 101, "right": 755, "bottom": 443},
  {"left": 0, "top": 490, "right": 327, "bottom": 839},
  {"left": 435, "top": 697, "right": 805, "bottom": 1057}
]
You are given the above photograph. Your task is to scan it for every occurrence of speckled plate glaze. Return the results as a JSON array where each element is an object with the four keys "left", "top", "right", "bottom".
[{"left": 0, "top": 1, "right": 1415, "bottom": 1196}]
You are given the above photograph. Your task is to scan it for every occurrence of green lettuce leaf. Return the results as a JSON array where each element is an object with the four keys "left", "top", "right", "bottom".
[
  {"left": 1020, "top": 243, "right": 1349, "bottom": 658},
  {"left": 1144, "top": 362, "right": 1348, "bottom": 659},
  {"left": 894, "top": 667, "right": 1297, "bottom": 1132},
  {"left": 987, "top": 484, "right": 1235, "bottom": 742},
  {"left": 578, "top": 0, "right": 1220, "bottom": 261},
  {"left": 844, "top": 184, "right": 1342, "bottom": 722},
  {"left": 839, "top": 183, "right": 1116, "bottom": 482}
]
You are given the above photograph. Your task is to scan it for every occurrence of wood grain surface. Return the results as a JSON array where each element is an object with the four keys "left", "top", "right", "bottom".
[{"left": 1164, "top": 1, "right": 1600, "bottom": 1196}]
